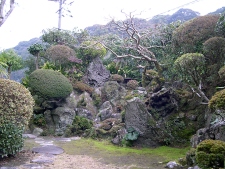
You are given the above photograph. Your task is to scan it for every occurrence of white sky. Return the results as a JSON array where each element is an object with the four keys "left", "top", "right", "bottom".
[{"left": 0, "top": 0, "right": 224, "bottom": 49}]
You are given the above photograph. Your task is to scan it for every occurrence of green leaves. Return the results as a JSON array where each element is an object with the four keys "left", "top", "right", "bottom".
[
  {"left": 28, "top": 43, "right": 44, "bottom": 56},
  {"left": 0, "top": 123, "right": 24, "bottom": 157}
]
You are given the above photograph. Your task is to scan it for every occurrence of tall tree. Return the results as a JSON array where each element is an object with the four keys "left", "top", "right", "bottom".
[
  {"left": 28, "top": 43, "right": 44, "bottom": 70},
  {"left": 48, "top": 0, "right": 74, "bottom": 29},
  {"left": 100, "top": 12, "right": 163, "bottom": 76},
  {"left": 0, "top": 0, "right": 15, "bottom": 27}
]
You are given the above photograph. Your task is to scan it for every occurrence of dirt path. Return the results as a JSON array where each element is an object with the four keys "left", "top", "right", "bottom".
[{"left": 0, "top": 136, "right": 167, "bottom": 169}]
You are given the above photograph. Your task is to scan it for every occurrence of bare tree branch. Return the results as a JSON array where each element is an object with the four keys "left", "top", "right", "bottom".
[{"left": 0, "top": 0, "right": 15, "bottom": 27}]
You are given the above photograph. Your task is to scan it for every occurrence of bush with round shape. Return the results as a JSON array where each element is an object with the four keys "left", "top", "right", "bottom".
[
  {"left": 0, "top": 79, "right": 34, "bottom": 127},
  {"left": 196, "top": 139, "right": 225, "bottom": 169},
  {"left": 0, "top": 79, "right": 34, "bottom": 157},
  {"left": 111, "top": 74, "right": 124, "bottom": 83},
  {"left": 127, "top": 80, "right": 139, "bottom": 89},
  {"left": 28, "top": 69, "right": 73, "bottom": 99},
  {"left": 209, "top": 89, "right": 225, "bottom": 110},
  {"left": 218, "top": 66, "right": 225, "bottom": 80},
  {"left": 72, "top": 81, "right": 94, "bottom": 94},
  {"left": 173, "top": 15, "right": 219, "bottom": 53}
]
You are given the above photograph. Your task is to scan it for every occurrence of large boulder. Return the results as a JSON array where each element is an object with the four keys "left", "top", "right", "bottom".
[
  {"left": 125, "top": 97, "right": 160, "bottom": 147},
  {"left": 83, "top": 57, "right": 110, "bottom": 87},
  {"left": 97, "top": 101, "right": 113, "bottom": 121},
  {"left": 51, "top": 107, "right": 76, "bottom": 135},
  {"left": 191, "top": 121, "right": 225, "bottom": 148}
]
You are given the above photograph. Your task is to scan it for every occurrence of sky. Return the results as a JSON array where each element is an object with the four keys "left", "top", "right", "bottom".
[{"left": 0, "top": 0, "right": 224, "bottom": 50}]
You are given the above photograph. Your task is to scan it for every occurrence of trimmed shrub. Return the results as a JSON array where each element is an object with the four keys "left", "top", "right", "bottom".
[
  {"left": 196, "top": 139, "right": 225, "bottom": 169},
  {"left": 0, "top": 79, "right": 34, "bottom": 157},
  {"left": 0, "top": 79, "right": 34, "bottom": 127},
  {"left": 0, "top": 123, "right": 24, "bottom": 157},
  {"left": 218, "top": 66, "right": 225, "bottom": 80},
  {"left": 209, "top": 89, "right": 225, "bottom": 110},
  {"left": 111, "top": 74, "right": 124, "bottom": 83},
  {"left": 127, "top": 80, "right": 139, "bottom": 89},
  {"left": 28, "top": 69, "right": 73, "bottom": 99}
]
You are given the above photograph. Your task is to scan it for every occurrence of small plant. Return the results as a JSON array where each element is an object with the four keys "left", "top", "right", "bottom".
[
  {"left": 77, "top": 97, "right": 87, "bottom": 107},
  {"left": 122, "top": 127, "right": 139, "bottom": 147},
  {"left": 127, "top": 80, "right": 139, "bottom": 89},
  {"left": 0, "top": 123, "right": 24, "bottom": 157},
  {"left": 92, "top": 92, "right": 101, "bottom": 107},
  {"left": 33, "top": 114, "right": 46, "bottom": 127},
  {"left": 111, "top": 74, "right": 124, "bottom": 83},
  {"left": 65, "top": 116, "right": 93, "bottom": 137}
]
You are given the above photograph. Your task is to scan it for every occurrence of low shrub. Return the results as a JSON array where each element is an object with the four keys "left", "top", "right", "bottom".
[
  {"left": 33, "top": 114, "right": 46, "bottom": 127},
  {"left": 65, "top": 116, "right": 93, "bottom": 137},
  {"left": 127, "top": 80, "right": 139, "bottom": 89},
  {"left": 111, "top": 74, "right": 124, "bottom": 83},
  {"left": 196, "top": 139, "right": 225, "bottom": 169},
  {"left": 209, "top": 89, "right": 225, "bottom": 110}
]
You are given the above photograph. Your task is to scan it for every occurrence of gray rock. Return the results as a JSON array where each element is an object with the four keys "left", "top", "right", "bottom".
[
  {"left": 75, "top": 108, "right": 93, "bottom": 120},
  {"left": 32, "top": 145, "right": 64, "bottom": 155},
  {"left": 22, "top": 164, "right": 44, "bottom": 169},
  {"left": 188, "top": 166, "right": 201, "bottom": 169},
  {"left": 165, "top": 161, "right": 178, "bottom": 168},
  {"left": 51, "top": 107, "right": 76, "bottom": 135},
  {"left": 44, "top": 110, "right": 55, "bottom": 129},
  {"left": 112, "top": 128, "right": 127, "bottom": 145},
  {"left": 101, "top": 81, "right": 126, "bottom": 102},
  {"left": 22, "top": 134, "right": 37, "bottom": 139},
  {"left": 0, "top": 167, "right": 19, "bottom": 169},
  {"left": 83, "top": 57, "right": 110, "bottom": 87},
  {"left": 32, "top": 127, "right": 43, "bottom": 136},
  {"left": 98, "top": 101, "right": 113, "bottom": 121},
  {"left": 191, "top": 121, "right": 225, "bottom": 148}
]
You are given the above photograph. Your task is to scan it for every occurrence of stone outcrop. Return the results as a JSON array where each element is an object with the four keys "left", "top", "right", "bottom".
[
  {"left": 83, "top": 57, "right": 110, "bottom": 87},
  {"left": 51, "top": 107, "right": 76, "bottom": 135}
]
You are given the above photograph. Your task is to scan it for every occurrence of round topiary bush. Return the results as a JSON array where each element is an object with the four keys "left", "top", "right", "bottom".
[
  {"left": 127, "top": 80, "right": 139, "bottom": 89},
  {"left": 0, "top": 79, "right": 34, "bottom": 157},
  {"left": 111, "top": 74, "right": 124, "bottom": 83},
  {"left": 209, "top": 89, "right": 225, "bottom": 110},
  {"left": 0, "top": 79, "right": 34, "bottom": 127},
  {"left": 28, "top": 69, "right": 73, "bottom": 99},
  {"left": 196, "top": 139, "right": 225, "bottom": 169}
]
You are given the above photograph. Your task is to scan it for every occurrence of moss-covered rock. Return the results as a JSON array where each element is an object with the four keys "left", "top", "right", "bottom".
[
  {"left": 0, "top": 79, "right": 34, "bottom": 127},
  {"left": 28, "top": 69, "right": 73, "bottom": 99},
  {"left": 110, "top": 74, "right": 124, "bottom": 83}
]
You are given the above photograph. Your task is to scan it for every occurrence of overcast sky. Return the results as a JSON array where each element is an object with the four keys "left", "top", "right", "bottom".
[{"left": 0, "top": 0, "right": 224, "bottom": 49}]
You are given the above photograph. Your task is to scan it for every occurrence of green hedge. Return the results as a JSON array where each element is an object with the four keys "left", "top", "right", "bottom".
[{"left": 28, "top": 69, "right": 73, "bottom": 99}]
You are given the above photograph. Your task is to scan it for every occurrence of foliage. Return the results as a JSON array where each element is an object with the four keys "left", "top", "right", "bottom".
[
  {"left": 196, "top": 139, "right": 225, "bottom": 169},
  {"left": 142, "top": 69, "right": 159, "bottom": 87},
  {"left": 45, "top": 45, "right": 81, "bottom": 71},
  {"left": 186, "top": 148, "right": 196, "bottom": 166},
  {"left": 33, "top": 114, "right": 46, "bottom": 127},
  {"left": 215, "top": 12, "right": 225, "bottom": 37},
  {"left": 127, "top": 80, "right": 139, "bottom": 89},
  {"left": 72, "top": 81, "right": 94, "bottom": 94},
  {"left": 218, "top": 66, "right": 225, "bottom": 80},
  {"left": 0, "top": 79, "right": 34, "bottom": 127},
  {"left": 172, "top": 15, "right": 220, "bottom": 53},
  {"left": 27, "top": 43, "right": 44, "bottom": 56},
  {"left": 0, "top": 123, "right": 24, "bottom": 157},
  {"left": 0, "top": 61, "right": 8, "bottom": 78},
  {"left": 28, "top": 69, "right": 73, "bottom": 99},
  {"left": 124, "top": 127, "right": 139, "bottom": 141},
  {"left": 0, "top": 49, "right": 23, "bottom": 78},
  {"left": 203, "top": 37, "right": 225, "bottom": 65},
  {"left": 209, "top": 89, "right": 225, "bottom": 110},
  {"left": 65, "top": 116, "right": 93, "bottom": 137},
  {"left": 77, "top": 41, "right": 106, "bottom": 68},
  {"left": 110, "top": 74, "right": 124, "bottom": 83},
  {"left": 42, "top": 28, "right": 77, "bottom": 47},
  {"left": 174, "top": 53, "right": 205, "bottom": 86}
]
